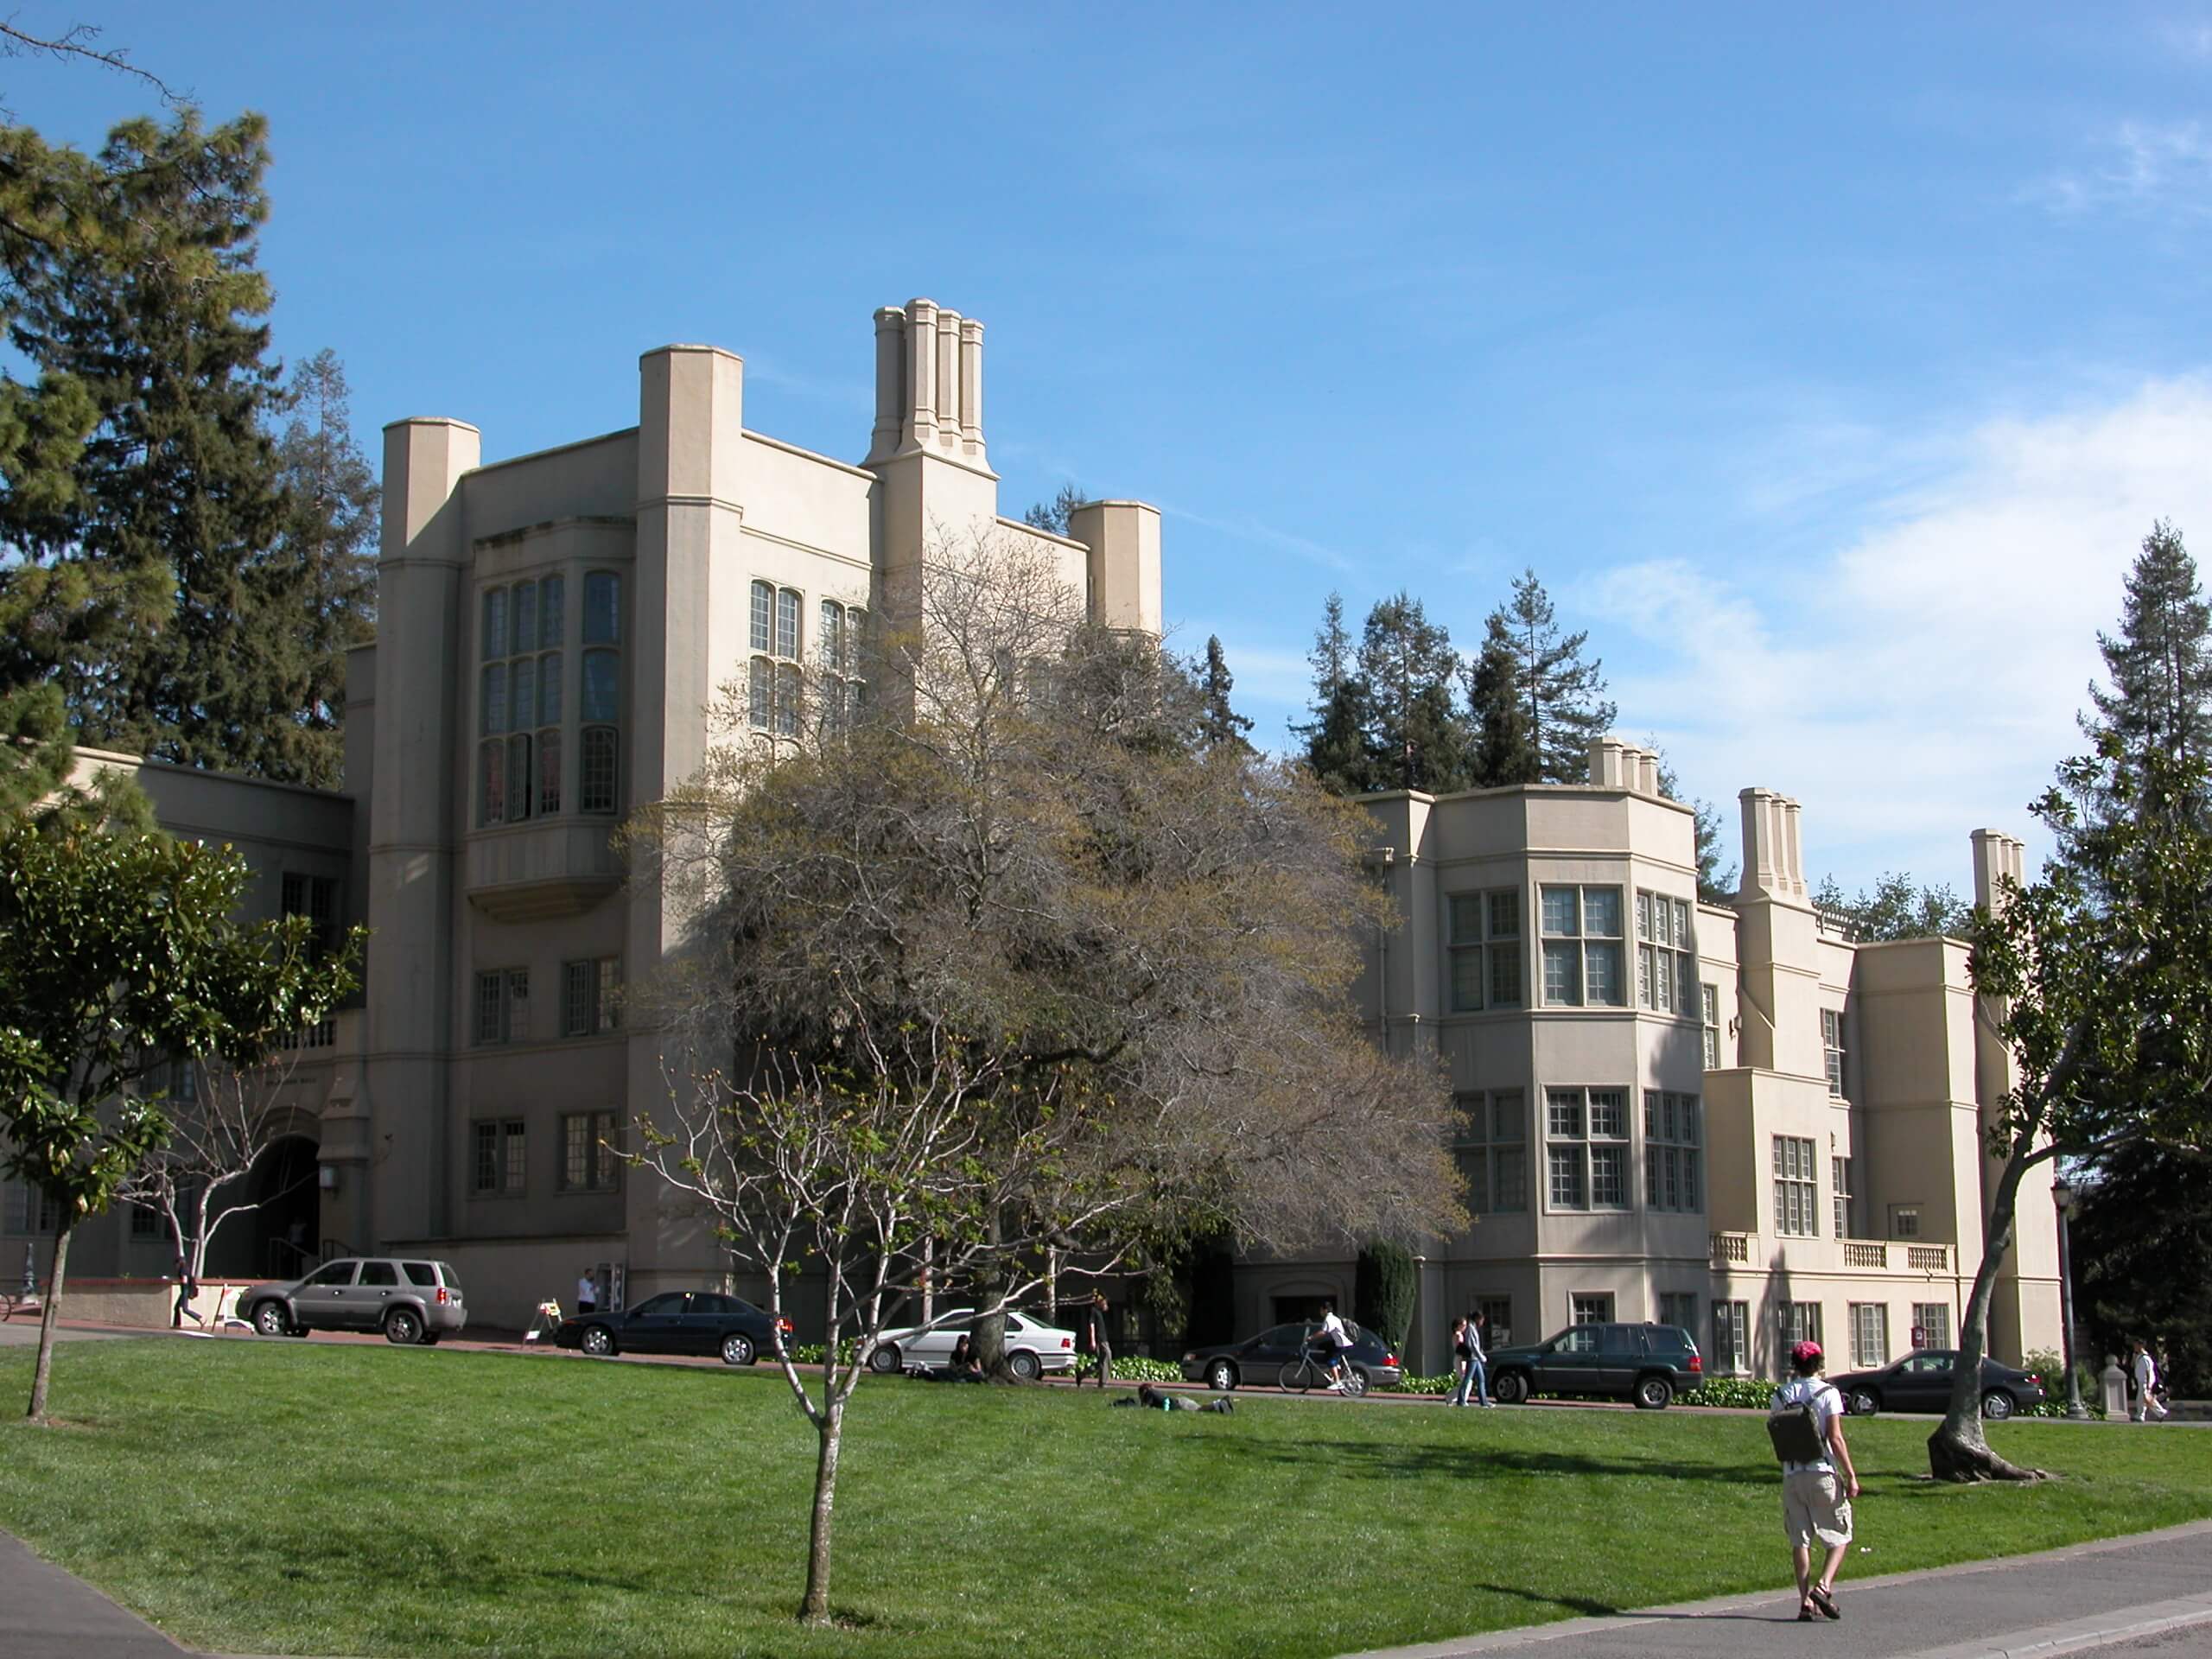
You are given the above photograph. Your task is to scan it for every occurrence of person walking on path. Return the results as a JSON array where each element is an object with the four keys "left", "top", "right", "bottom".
[
  {"left": 2132, "top": 1339, "right": 2171, "bottom": 1421},
  {"left": 1448, "top": 1314, "right": 1495, "bottom": 1407},
  {"left": 170, "top": 1246, "right": 201, "bottom": 1330},
  {"left": 1084, "top": 1290, "right": 1113, "bottom": 1389},
  {"left": 575, "top": 1269, "right": 598, "bottom": 1317},
  {"left": 1772, "top": 1338, "right": 1859, "bottom": 1623}
]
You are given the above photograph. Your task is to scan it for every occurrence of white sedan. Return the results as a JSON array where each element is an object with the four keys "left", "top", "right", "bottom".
[{"left": 866, "top": 1307, "right": 1079, "bottom": 1381}]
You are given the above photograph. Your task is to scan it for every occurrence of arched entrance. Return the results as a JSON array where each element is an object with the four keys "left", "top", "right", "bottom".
[{"left": 204, "top": 1135, "right": 321, "bottom": 1280}]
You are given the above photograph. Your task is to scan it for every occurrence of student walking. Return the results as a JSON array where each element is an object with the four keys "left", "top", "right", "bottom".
[
  {"left": 1084, "top": 1290, "right": 1113, "bottom": 1389},
  {"left": 1770, "top": 1339, "right": 1859, "bottom": 1623},
  {"left": 2132, "top": 1340, "right": 2171, "bottom": 1421},
  {"left": 1449, "top": 1314, "right": 1494, "bottom": 1407},
  {"left": 575, "top": 1269, "right": 598, "bottom": 1316}
]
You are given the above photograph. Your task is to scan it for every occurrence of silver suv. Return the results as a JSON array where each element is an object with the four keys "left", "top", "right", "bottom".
[{"left": 244, "top": 1257, "right": 467, "bottom": 1345}]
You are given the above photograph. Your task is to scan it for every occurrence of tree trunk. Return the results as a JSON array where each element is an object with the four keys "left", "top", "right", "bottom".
[
  {"left": 1927, "top": 1142, "right": 2048, "bottom": 1483},
  {"left": 971, "top": 1211, "right": 1015, "bottom": 1381},
  {"left": 26, "top": 1220, "right": 72, "bottom": 1423},
  {"left": 798, "top": 1397, "right": 844, "bottom": 1623}
]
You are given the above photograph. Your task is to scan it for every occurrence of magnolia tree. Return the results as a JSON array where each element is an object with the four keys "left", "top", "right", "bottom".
[
  {"left": 0, "top": 822, "right": 359, "bottom": 1421},
  {"left": 1942, "top": 740, "right": 2212, "bottom": 1481},
  {"left": 627, "top": 531, "right": 1460, "bottom": 1623}
]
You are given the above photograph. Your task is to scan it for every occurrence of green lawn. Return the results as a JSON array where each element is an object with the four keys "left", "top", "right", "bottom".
[{"left": 2, "top": 1340, "right": 2208, "bottom": 1659}]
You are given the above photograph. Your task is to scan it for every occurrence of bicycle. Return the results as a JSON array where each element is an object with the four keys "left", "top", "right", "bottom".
[
  {"left": 0, "top": 1288, "right": 41, "bottom": 1323},
  {"left": 1278, "top": 1347, "right": 1367, "bottom": 1395}
]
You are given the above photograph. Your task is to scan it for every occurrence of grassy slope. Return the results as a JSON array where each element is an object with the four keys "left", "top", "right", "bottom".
[{"left": 1, "top": 1340, "right": 2208, "bottom": 1659}]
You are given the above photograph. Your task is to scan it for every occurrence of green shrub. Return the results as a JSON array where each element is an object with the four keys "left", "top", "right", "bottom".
[
  {"left": 1107, "top": 1357, "right": 1185, "bottom": 1382},
  {"left": 1688, "top": 1376, "right": 1775, "bottom": 1409},
  {"left": 1354, "top": 1243, "right": 1417, "bottom": 1351}
]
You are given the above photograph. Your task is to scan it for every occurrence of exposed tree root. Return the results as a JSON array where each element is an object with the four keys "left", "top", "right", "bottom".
[{"left": 1928, "top": 1428, "right": 2051, "bottom": 1484}]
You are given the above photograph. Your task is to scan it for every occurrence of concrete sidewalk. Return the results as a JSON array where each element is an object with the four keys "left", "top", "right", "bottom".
[{"left": 1348, "top": 1519, "right": 2212, "bottom": 1659}]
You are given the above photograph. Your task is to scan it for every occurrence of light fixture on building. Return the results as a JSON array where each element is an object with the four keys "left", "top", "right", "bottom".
[{"left": 318, "top": 1164, "right": 339, "bottom": 1192}]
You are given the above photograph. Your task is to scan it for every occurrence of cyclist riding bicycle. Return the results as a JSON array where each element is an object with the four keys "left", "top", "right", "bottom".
[{"left": 1310, "top": 1302, "right": 1357, "bottom": 1392}]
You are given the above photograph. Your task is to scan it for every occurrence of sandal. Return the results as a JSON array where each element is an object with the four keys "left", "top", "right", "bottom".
[
  {"left": 1797, "top": 1606, "right": 1817, "bottom": 1622},
  {"left": 1810, "top": 1585, "right": 1840, "bottom": 1620}
]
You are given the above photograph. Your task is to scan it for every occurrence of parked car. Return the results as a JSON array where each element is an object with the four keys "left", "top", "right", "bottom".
[
  {"left": 865, "top": 1307, "right": 1077, "bottom": 1380},
  {"left": 1179, "top": 1319, "right": 1404, "bottom": 1392},
  {"left": 1828, "top": 1350, "right": 2046, "bottom": 1419},
  {"left": 242, "top": 1257, "right": 467, "bottom": 1345},
  {"left": 1486, "top": 1322, "right": 1703, "bottom": 1409},
  {"left": 556, "top": 1291, "right": 791, "bottom": 1364}
]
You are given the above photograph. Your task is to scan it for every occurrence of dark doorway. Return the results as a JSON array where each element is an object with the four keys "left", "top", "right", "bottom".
[
  {"left": 1273, "top": 1293, "right": 1332, "bottom": 1325},
  {"left": 203, "top": 1136, "right": 320, "bottom": 1279}
]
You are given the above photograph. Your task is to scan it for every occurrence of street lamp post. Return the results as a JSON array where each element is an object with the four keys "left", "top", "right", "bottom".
[{"left": 2052, "top": 1174, "right": 2090, "bottom": 1421}]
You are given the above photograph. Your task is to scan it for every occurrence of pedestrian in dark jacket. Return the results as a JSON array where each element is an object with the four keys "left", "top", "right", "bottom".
[{"left": 1084, "top": 1290, "right": 1113, "bottom": 1389}]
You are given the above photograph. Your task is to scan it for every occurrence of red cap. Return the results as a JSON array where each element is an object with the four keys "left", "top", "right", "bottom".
[{"left": 1790, "top": 1339, "right": 1824, "bottom": 1366}]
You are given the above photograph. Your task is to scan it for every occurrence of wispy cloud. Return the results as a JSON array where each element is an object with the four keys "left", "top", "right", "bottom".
[
  {"left": 2021, "top": 120, "right": 2212, "bottom": 219},
  {"left": 744, "top": 355, "right": 872, "bottom": 416},
  {"left": 1596, "top": 377, "right": 2212, "bottom": 892},
  {"left": 1157, "top": 500, "right": 1357, "bottom": 575}
]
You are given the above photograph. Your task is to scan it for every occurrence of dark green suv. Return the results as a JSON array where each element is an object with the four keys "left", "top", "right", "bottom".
[{"left": 1487, "top": 1322, "right": 1703, "bottom": 1409}]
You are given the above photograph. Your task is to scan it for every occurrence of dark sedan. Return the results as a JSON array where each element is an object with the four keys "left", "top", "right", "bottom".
[
  {"left": 556, "top": 1290, "right": 791, "bottom": 1366},
  {"left": 1180, "top": 1319, "right": 1403, "bottom": 1392},
  {"left": 1828, "top": 1350, "right": 2046, "bottom": 1419}
]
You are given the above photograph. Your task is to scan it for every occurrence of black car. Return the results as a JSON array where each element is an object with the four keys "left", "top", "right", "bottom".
[
  {"left": 556, "top": 1290, "right": 791, "bottom": 1366},
  {"left": 1486, "top": 1322, "right": 1704, "bottom": 1409},
  {"left": 1179, "top": 1319, "right": 1404, "bottom": 1392},
  {"left": 1827, "top": 1350, "right": 2046, "bottom": 1420}
]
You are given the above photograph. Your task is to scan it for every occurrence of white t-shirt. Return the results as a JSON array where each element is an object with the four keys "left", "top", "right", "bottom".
[
  {"left": 576, "top": 1275, "right": 598, "bottom": 1306},
  {"left": 1317, "top": 1312, "right": 1353, "bottom": 1351},
  {"left": 2134, "top": 1351, "right": 2160, "bottom": 1393},
  {"left": 1770, "top": 1376, "right": 1841, "bottom": 1475}
]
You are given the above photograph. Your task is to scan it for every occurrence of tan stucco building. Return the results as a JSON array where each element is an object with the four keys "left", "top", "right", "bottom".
[
  {"left": 1228, "top": 740, "right": 2062, "bottom": 1377},
  {"left": 6, "top": 303, "right": 2062, "bottom": 1374}
]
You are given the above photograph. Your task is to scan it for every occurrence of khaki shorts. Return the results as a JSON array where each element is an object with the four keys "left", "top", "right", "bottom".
[{"left": 1782, "top": 1469, "right": 1853, "bottom": 1548}]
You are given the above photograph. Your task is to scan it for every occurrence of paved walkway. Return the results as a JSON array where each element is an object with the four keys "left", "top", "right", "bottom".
[{"left": 1349, "top": 1520, "right": 2212, "bottom": 1659}]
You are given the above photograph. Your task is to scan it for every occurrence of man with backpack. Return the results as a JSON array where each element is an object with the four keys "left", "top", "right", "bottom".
[{"left": 1769, "top": 1339, "right": 1859, "bottom": 1622}]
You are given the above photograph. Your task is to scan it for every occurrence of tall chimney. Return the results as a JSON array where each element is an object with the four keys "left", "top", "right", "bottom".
[
  {"left": 905, "top": 297, "right": 938, "bottom": 450},
  {"left": 869, "top": 306, "right": 906, "bottom": 462}
]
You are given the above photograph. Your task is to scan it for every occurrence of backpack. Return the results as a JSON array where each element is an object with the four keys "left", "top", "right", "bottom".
[{"left": 1766, "top": 1387, "right": 1829, "bottom": 1465}]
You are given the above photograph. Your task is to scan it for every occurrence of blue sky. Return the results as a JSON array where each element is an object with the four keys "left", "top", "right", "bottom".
[{"left": 14, "top": 4, "right": 2212, "bottom": 895}]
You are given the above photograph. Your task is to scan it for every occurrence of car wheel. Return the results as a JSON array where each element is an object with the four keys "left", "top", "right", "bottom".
[
  {"left": 721, "top": 1332, "right": 756, "bottom": 1367},
  {"left": 1980, "top": 1389, "right": 2014, "bottom": 1421},
  {"left": 580, "top": 1325, "right": 616, "bottom": 1357},
  {"left": 384, "top": 1308, "right": 423, "bottom": 1345},
  {"left": 1634, "top": 1375, "right": 1674, "bottom": 1410},
  {"left": 1008, "top": 1350, "right": 1042, "bottom": 1382},
  {"left": 1849, "top": 1388, "right": 1880, "bottom": 1417},
  {"left": 867, "top": 1342, "right": 901, "bottom": 1375},
  {"left": 252, "top": 1301, "right": 290, "bottom": 1338},
  {"left": 1205, "top": 1359, "right": 1238, "bottom": 1392},
  {"left": 1494, "top": 1371, "right": 1529, "bottom": 1405}
]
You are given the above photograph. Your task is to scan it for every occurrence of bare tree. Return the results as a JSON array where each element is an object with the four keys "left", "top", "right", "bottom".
[
  {"left": 626, "top": 526, "right": 1461, "bottom": 1622},
  {"left": 117, "top": 1046, "right": 322, "bottom": 1293},
  {"left": 634, "top": 1020, "right": 1138, "bottom": 1624}
]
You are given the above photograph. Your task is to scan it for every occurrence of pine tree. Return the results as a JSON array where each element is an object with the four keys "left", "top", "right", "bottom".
[
  {"left": 1294, "top": 592, "right": 1376, "bottom": 794},
  {"left": 2080, "top": 520, "right": 2212, "bottom": 820},
  {"left": 1357, "top": 592, "right": 1474, "bottom": 793},
  {"left": 1655, "top": 753, "right": 1737, "bottom": 901},
  {"left": 1021, "top": 483, "right": 1088, "bottom": 538},
  {"left": 1484, "top": 569, "right": 1617, "bottom": 783},
  {"left": 1196, "top": 635, "right": 1255, "bottom": 753},
  {"left": 0, "top": 110, "right": 287, "bottom": 770},
  {"left": 249, "top": 349, "right": 379, "bottom": 786},
  {"left": 1465, "top": 617, "right": 1538, "bottom": 786}
]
